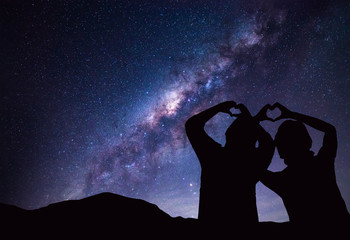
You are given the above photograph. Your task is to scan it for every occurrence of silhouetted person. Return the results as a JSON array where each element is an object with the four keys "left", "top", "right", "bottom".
[
  {"left": 261, "top": 103, "right": 350, "bottom": 227},
  {"left": 185, "top": 101, "right": 274, "bottom": 227}
]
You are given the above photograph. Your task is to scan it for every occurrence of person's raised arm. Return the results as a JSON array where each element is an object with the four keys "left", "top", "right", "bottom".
[
  {"left": 273, "top": 102, "right": 337, "bottom": 159},
  {"left": 253, "top": 104, "right": 279, "bottom": 191},
  {"left": 186, "top": 101, "right": 236, "bottom": 129},
  {"left": 185, "top": 101, "right": 236, "bottom": 163}
]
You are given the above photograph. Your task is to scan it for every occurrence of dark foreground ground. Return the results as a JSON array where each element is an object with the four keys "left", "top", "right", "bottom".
[{"left": 0, "top": 192, "right": 348, "bottom": 239}]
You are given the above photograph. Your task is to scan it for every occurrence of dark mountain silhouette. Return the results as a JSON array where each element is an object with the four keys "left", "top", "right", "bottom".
[
  {"left": 0, "top": 192, "right": 348, "bottom": 239},
  {"left": 1, "top": 192, "right": 197, "bottom": 238}
]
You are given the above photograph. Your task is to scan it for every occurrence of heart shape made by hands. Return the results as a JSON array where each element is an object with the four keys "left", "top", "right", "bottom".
[
  {"left": 229, "top": 107, "right": 242, "bottom": 116},
  {"left": 266, "top": 106, "right": 282, "bottom": 121}
]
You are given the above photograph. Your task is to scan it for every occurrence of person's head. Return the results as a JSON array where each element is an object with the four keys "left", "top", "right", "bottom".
[
  {"left": 275, "top": 120, "right": 312, "bottom": 166},
  {"left": 224, "top": 116, "right": 258, "bottom": 150}
]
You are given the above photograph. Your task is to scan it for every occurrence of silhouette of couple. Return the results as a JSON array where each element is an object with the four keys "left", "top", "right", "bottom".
[{"left": 186, "top": 101, "right": 349, "bottom": 227}]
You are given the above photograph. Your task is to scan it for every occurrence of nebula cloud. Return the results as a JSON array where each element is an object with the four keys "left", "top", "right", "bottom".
[{"left": 2, "top": 1, "right": 349, "bottom": 221}]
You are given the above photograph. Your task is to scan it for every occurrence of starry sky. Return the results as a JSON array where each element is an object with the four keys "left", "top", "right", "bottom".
[{"left": 1, "top": 0, "right": 349, "bottom": 222}]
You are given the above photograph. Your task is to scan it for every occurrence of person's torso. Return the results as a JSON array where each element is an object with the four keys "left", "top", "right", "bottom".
[{"left": 277, "top": 156, "right": 348, "bottom": 222}]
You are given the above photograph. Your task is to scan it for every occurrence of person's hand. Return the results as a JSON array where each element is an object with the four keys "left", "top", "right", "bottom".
[
  {"left": 216, "top": 101, "right": 251, "bottom": 117},
  {"left": 235, "top": 103, "right": 251, "bottom": 117},
  {"left": 254, "top": 104, "right": 274, "bottom": 122},
  {"left": 216, "top": 101, "right": 237, "bottom": 116},
  {"left": 271, "top": 102, "right": 293, "bottom": 121}
]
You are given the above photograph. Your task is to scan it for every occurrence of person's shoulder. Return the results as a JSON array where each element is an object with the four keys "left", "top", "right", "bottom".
[{"left": 314, "top": 152, "right": 334, "bottom": 167}]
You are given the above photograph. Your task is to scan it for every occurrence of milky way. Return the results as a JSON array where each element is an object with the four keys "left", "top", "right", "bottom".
[{"left": 1, "top": 0, "right": 349, "bottom": 221}]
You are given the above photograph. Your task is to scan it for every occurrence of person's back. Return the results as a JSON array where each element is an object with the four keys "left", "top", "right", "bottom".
[
  {"left": 185, "top": 102, "right": 274, "bottom": 227},
  {"left": 195, "top": 117, "right": 261, "bottom": 223},
  {"left": 261, "top": 103, "right": 350, "bottom": 227}
]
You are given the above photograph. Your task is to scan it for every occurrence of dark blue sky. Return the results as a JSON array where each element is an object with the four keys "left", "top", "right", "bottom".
[{"left": 1, "top": 0, "right": 349, "bottom": 221}]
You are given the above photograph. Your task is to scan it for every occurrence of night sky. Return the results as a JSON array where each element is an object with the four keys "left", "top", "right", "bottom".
[{"left": 1, "top": 0, "right": 349, "bottom": 222}]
